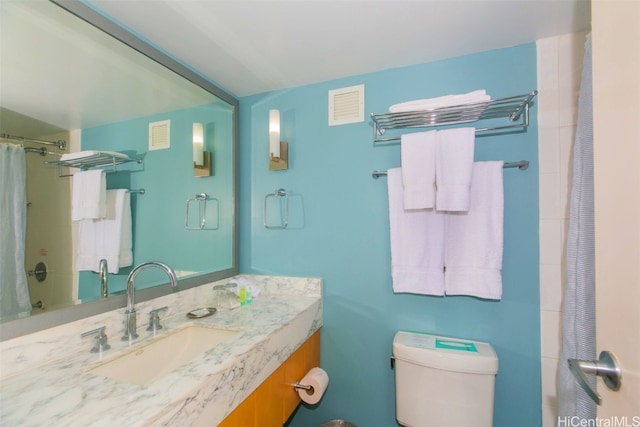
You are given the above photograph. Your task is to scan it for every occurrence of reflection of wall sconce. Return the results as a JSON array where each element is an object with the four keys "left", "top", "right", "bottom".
[
  {"left": 193, "top": 122, "right": 212, "bottom": 177},
  {"left": 269, "top": 109, "right": 288, "bottom": 171}
]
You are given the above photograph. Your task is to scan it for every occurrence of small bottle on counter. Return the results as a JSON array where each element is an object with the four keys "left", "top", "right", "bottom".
[{"left": 239, "top": 286, "right": 247, "bottom": 306}]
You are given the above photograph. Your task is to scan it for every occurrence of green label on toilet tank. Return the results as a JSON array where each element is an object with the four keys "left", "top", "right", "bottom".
[{"left": 436, "top": 339, "right": 478, "bottom": 352}]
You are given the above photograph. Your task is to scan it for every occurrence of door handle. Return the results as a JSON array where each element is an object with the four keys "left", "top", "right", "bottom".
[{"left": 568, "top": 350, "right": 621, "bottom": 405}]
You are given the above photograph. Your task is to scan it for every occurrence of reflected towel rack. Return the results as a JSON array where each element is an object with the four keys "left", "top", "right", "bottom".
[
  {"left": 128, "top": 189, "right": 145, "bottom": 195},
  {"left": 46, "top": 151, "right": 143, "bottom": 177},
  {"left": 185, "top": 193, "right": 207, "bottom": 230},
  {"left": 185, "top": 193, "right": 219, "bottom": 230},
  {"left": 372, "top": 160, "right": 529, "bottom": 179},
  {"left": 24, "top": 147, "right": 51, "bottom": 156},
  {"left": 370, "top": 90, "right": 537, "bottom": 143},
  {"left": 264, "top": 188, "right": 289, "bottom": 229}
]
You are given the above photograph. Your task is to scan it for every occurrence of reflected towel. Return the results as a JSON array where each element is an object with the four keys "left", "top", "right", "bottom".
[
  {"left": 389, "top": 90, "right": 490, "bottom": 113},
  {"left": 75, "top": 189, "right": 132, "bottom": 273},
  {"left": 401, "top": 131, "right": 437, "bottom": 210},
  {"left": 388, "top": 168, "right": 445, "bottom": 295},
  {"left": 444, "top": 162, "right": 504, "bottom": 299},
  {"left": 71, "top": 170, "right": 106, "bottom": 221},
  {"left": 436, "top": 127, "right": 476, "bottom": 212}
]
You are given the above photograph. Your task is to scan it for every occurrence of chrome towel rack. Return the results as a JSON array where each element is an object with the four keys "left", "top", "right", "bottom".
[
  {"left": 264, "top": 189, "right": 289, "bottom": 229},
  {"left": 372, "top": 160, "right": 529, "bottom": 179},
  {"left": 185, "top": 193, "right": 208, "bottom": 230},
  {"left": 370, "top": 91, "right": 537, "bottom": 143},
  {"left": 185, "top": 193, "right": 219, "bottom": 230},
  {"left": 46, "top": 151, "right": 143, "bottom": 177}
]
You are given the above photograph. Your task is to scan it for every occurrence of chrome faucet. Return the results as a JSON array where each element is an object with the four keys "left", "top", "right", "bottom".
[
  {"left": 99, "top": 259, "right": 108, "bottom": 298},
  {"left": 122, "top": 261, "right": 178, "bottom": 341}
]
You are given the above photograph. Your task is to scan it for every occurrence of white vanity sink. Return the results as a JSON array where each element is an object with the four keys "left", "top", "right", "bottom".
[{"left": 88, "top": 325, "right": 240, "bottom": 386}]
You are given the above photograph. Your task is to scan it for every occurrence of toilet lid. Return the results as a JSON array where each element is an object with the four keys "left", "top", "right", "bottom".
[{"left": 393, "top": 331, "right": 499, "bottom": 374}]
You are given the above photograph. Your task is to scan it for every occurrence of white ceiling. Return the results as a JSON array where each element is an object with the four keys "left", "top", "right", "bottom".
[
  {"left": 0, "top": 0, "right": 216, "bottom": 135},
  {"left": 89, "top": 0, "right": 591, "bottom": 98}
]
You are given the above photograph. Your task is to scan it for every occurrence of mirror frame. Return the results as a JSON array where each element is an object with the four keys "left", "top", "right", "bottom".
[{"left": 0, "top": 0, "right": 239, "bottom": 341}]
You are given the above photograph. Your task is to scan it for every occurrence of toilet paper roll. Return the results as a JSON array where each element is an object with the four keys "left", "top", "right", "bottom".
[{"left": 297, "top": 367, "right": 329, "bottom": 405}]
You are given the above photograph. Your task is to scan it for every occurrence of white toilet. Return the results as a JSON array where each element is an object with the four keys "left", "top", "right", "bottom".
[{"left": 392, "top": 331, "right": 499, "bottom": 427}]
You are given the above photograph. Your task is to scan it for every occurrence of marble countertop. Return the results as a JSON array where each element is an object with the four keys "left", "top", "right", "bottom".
[{"left": 0, "top": 275, "right": 322, "bottom": 427}]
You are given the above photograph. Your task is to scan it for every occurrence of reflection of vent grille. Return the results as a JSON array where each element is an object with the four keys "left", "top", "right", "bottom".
[
  {"left": 328, "top": 84, "right": 364, "bottom": 126},
  {"left": 149, "top": 120, "right": 170, "bottom": 150}
]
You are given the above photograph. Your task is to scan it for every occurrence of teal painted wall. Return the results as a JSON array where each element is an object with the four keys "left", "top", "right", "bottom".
[
  {"left": 79, "top": 103, "right": 234, "bottom": 300},
  {"left": 239, "top": 44, "right": 540, "bottom": 426}
]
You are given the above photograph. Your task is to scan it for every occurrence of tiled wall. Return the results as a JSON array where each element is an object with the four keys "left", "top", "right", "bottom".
[{"left": 537, "top": 32, "right": 587, "bottom": 426}]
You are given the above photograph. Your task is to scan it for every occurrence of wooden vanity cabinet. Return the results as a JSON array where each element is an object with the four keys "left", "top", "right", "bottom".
[{"left": 218, "top": 329, "right": 321, "bottom": 427}]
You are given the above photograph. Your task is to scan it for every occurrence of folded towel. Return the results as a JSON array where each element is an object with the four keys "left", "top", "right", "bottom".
[
  {"left": 71, "top": 170, "right": 106, "bottom": 221},
  {"left": 444, "top": 161, "right": 504, "bottom": 300},
  {"left": 389, "top": 90, "right": 491, "bottom": 113},
  {"left": 436, "top": 127, "right": 476, "bottom": 211},
  {"left": 75, "top": 189, "right": 133, "bottom": 274},
  {"left": 401, "top": 131, "right": 437, "bottom": 210},
  {"left": 388, "top": 168, "right": 445, "bottom": 295}
]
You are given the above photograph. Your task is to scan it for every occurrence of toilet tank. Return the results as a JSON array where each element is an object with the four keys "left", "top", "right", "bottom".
[{"left": 392, "top": 331, "right": 499, "bottom": 427}]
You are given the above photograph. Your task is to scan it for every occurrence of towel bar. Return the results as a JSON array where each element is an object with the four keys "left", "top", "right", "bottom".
[{"left": 371, "top": 160, "right": 529, "bottom": 179}]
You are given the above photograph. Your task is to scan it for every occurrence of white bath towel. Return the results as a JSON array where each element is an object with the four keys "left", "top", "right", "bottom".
[
  {"left": 444, "top": 161, "right": 504, "bottom": 300},
  {"left": 388, "top": 168, "right": 445, "bottom": 295},
  {"left": 401, "top": 131, "right": 437, "bottom": 210},
  {"left": 435, "top": 127, "right": 476, "bottom": 212},
  {"left": 71, "top": 170, "right": 106, "bottom": 221},
  {"left": 389, "top": 90, "right": 490, "bottom": 113},
  {"left": 75, "top": 189, "right": 132, "bottom": 274}
]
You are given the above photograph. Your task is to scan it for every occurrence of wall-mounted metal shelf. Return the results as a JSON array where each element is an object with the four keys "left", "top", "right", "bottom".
[
  {"left": 46, "top": 151, "right": 143, "bottom": 177},
  {"left": 370, "top": 90, "right": 538, "bottom": 143}
]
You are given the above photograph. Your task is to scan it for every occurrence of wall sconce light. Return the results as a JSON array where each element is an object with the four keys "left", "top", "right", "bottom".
[
  {"left": 269, "top": 109, "right": 288, "bottom": 171},
  {"left": 193, "top": 122, "right": 212, "bottom": 177}
]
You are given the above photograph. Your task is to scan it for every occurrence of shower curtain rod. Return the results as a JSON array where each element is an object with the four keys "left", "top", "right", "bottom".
[{"left": 1, "top": 133, "right": 66, "bottom": 150}]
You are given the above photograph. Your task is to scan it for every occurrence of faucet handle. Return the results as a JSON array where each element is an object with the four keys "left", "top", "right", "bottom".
[
  {"left": 147, "top": 306, "right": 168, "bottom": 331},
  {"left": 81, "top": 326, "right": 111, "bottom": 353}
]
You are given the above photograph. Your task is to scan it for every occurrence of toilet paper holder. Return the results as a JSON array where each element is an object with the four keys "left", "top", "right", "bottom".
[{"left": 293, "top": 382, "right": 313, "bottom": 391}]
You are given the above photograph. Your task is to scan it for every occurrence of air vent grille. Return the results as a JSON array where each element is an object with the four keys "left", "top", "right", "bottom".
[
  {"left": 149, "top": 120, "right": 170, "bottom": 151},
  {"left": 328, "top": 84, "right": 364, "bottom": 126}
]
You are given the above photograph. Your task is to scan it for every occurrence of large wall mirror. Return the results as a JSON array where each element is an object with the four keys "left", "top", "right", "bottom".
[{"left": 0, "top": 0, "right": 238, "bottom": 340}]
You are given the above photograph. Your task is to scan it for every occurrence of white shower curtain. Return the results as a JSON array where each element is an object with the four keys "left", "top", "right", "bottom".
[
  {"left": 558, "top": 34, "right": 596, "bottom": 422},
  {"left": 0, "top": 143, "right": 32, "bottom": 320}
]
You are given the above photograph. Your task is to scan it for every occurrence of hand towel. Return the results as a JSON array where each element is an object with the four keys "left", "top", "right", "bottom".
[
  {"left": 117, "top": 192, "right": 133, "bottom": 269},
  {"left": 75, "top": 189, "right": 133, "bottom": 274},
  {"left": 71, "top": 170, "right": 106, "bottom": 221},
  {"left": 389, "top": 90, "right": 490, "bottom": 113},
  {"left": 401, "top": 130, "right": 437, "bottom": 210},
  {"left": 388, "top": 168, "right": 445, "bottom": 295},
  {"left": 444, "top": 161, "right": 504, "bottom": 300},
  {"left": 435, "top": 127, "right": 476, "bottom": 212}
]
